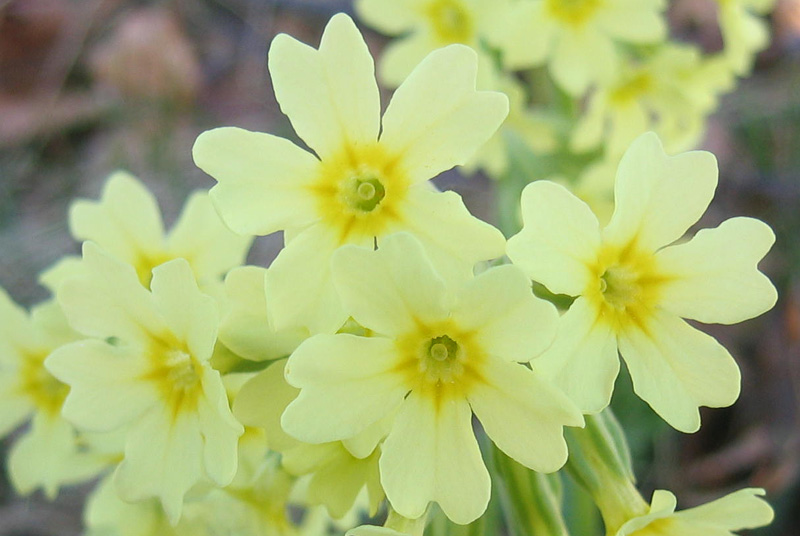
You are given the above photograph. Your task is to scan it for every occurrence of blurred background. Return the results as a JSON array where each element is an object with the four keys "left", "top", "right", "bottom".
[{"left": 0, "top": 0, "right": 798, "bottom": 534}]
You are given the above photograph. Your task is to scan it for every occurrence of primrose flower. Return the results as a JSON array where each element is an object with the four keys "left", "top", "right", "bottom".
[
  {"left": 46, "top": 244, "right": 243, "bottom": 523},
  {"left": 716, "top": 0, "right": 776, "bottom": 75},
  {"left": 193, "top": 13, "right": 508, "bottom": 334},
  {"left": 507, "top": 132, "right": 777, "bottom": 433},
  {"left": 571, "top": 44, "right": 734, "bottom": 157},
  {"left": 615, "top": 488, "right": 774, "bottom": 536},
  {"left": 281, "top": 233, "right": 583, "bottom": 524},
  {"left": 0, "top": 292, "right": 105, "bottom": 498},
  {"left": 355, "top": 0, "right": 510, "bottom": 88},
  {"left": 498, "top": 0, "right": 667, "bottom": 95},
  {"left": 42, "top": 171, "right": 251, "bottom": 291}
]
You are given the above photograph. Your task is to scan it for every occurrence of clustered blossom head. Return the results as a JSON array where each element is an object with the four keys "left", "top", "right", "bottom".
[{"left": 0, "top": 8, "right": 781, "bottom": 536}]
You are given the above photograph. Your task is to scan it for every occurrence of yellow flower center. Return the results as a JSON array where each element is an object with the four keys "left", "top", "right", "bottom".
[
  {"left": 426, "top": 0, "right": 475, "bottom": 44},
  {"left": 395, "top": 320, "right": 485, "bottom": 407},
  {"left": 545, "top": 0, "right": 604, "bottom": 27},
  {"left": 19, "top": 352, "right": 69, "bottom": 416},
  {"left": 144, "top": 337, "right": 203, "bottom": 417},
  {"left": 609, "top": 71, "right": 653, "bottom": 105},
  {"left": 312, "top": 143, "right": 409, "bottom": 244},
  {"left": 588, "top": 241, "right": 670, "bottom": 331}
]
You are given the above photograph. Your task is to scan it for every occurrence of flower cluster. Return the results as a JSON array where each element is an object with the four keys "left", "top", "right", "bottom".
[{"left": 0, "top": 7, "right": 779, "bottom": 536}]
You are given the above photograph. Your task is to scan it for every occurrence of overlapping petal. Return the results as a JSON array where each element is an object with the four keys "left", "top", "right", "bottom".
[
  {"left": 380, "top": 392, "right": 489, "bottom": 524},
  {"left": 507, "top": 181, "right": 602, "bottom": 296},
  {"left": 380, "top": 44, "right": 508, "bottom": 183},
  {"left": 194, "top": 127, "right": 320, "bottom": 236},
  {"left": 150, "top": 260, "right": 218, "bottom": 362},
  {"left": 282, "top": 334, "right": 408, "bottom": 443},
  {"left": 115, "top": 408, "right": 204, "bottom": 524},
  {"left": 452, "top": 264, "right": 558, "bottom": 361},
  {"left": 468, "top": 358, "right": 582, "bottom": 473},
  {"left": 534, "top": 298, "right": 620, "bottom": 414},
  {"left": 46, "top": 340, "right": 156, "bottom": 431},
  {"left": 166, "top": 192, "right": 252, "bottom": 282},
  {"left": 398, "top": 189, "right": 505, "bottom": 282},
  {"left": 69, "top": 171, "right": 165, "bottom": 264},
  {"left": 265, "top": 224, "right": 359, "bottom": 334},
  {"left": 333, "top": 233, "right": 448, "bottom": 337}
]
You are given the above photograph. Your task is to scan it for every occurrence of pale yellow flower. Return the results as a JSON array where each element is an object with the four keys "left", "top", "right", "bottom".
[
  {"left": 616, "top": 488, "right": 773, "bottom": 536},
  {"left": 46, "top": 246, "right": 243, "bottom": 522},
  {"left": 0, "top": 293, "right": 105, "bottom": 497},
  {"left": 571, "top": 44, "right": 735, "bottom": 157},
  {"left": 507, "top": 133, "right": 777, "bottom": 432},
  {"left": 233, "top": 359, "right": 386, "bottom": 519},
  {"left": 716, "top": 0, "right": 776, "bottom": 75},
  {"left": 499, "top": 0, "right": 667, "bottom": 95},
  {"left": 281, "top": 233, "right": 582, "bottom": 524},
  {"left": 355, "top": 0, "right": 510, "bottom": 88},
  {"left": 42, "top": 170, "right": 251, "bottom": 291},
  {"left": 193, "top": 14, "right": 507, "bottom": 334}
]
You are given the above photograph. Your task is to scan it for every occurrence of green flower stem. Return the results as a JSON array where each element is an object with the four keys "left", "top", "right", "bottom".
[
  {"left": 564, "top": 411, "right": 649, "bottom": 535},
  {"left": 385, "top": 506, "right": 430, "bottom": 536},
  {"left": 493, "top": 446, "right": 571, "bottom": 536}
]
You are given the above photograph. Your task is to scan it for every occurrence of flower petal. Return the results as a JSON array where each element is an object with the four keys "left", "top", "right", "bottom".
[
  {"left": 380, "top": 392, "right": 490, "bottom": 524},
  {"left": 656, "top": 217, "right": 777, "bottom": 324},
  {"left": 265, "top": 224, "right": 353, "bottom": 334},
  {"left": 397, "top": 188, "right": 506, "bottom": 282},
  {"left": 452, "top": 264, "right": 558, "bottom": 361},
  {"left": 377, "top": 32, "right": 436, "bottom": 88},
  {"left": 468, "top": 358, "right": 582, "bottom": 473},
  {"left": 596, "top": 0, "right": 666, "bottom": 43},
  {"left": 57, "top": 242, "right": 162, "bottom": 342},
  {"left": 332, "top": 232, "right": 448, "bottom": 337},
  {"left": 380, "top": 44, "right": 508, "bottom": 184},
  {"left": 676, "top": 488, "right": 774, "bottom": 530},
  {"left": 268, "top": 13, "right": 381, "bottom": 159},
  {"left": 354, "top": 0, "right": 419, "bottom": 34},
  {"left": 167, "top": 192, "right": 253, "bottom": 283},
  {"left": 233, "top": 359, "right": 301, "bottom": 452},
  {"left": 533, "top": 298, "right": 620, "bottom": 414},
  {"left": 282, "top": 334, "right": 408, "bottom": 443},
  {"left": 46, "top": 340, "right": 156, "bottom": 432},
  {"left": 220, "top": 266, "right": 307, "bottom": 362},
  {"left": 618, "top": 311, "right": 741, "bottom": 433},
  {"left": 69, "top": 171, "right": 165, "bottom": 265},
  {"left": 603, "top": 132, "right": 718, "bottom": 252},
  {"left": 507, "top": 181, "right": 602, "bottom": 296},
  {"left": 194, "top": 127, "right": 320, "bottom": 236},
  {"left": 150, "top": 259, "right": 219, "bottom": 362},
  {"left": 550, "top": 28, "right": 617, "bottom": 96},
  {"left": 115, "top": 408, "right": 203, "bottom": 524},
  {"left": 196, "top": 365, "right": 243, "bottom": 487}
]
